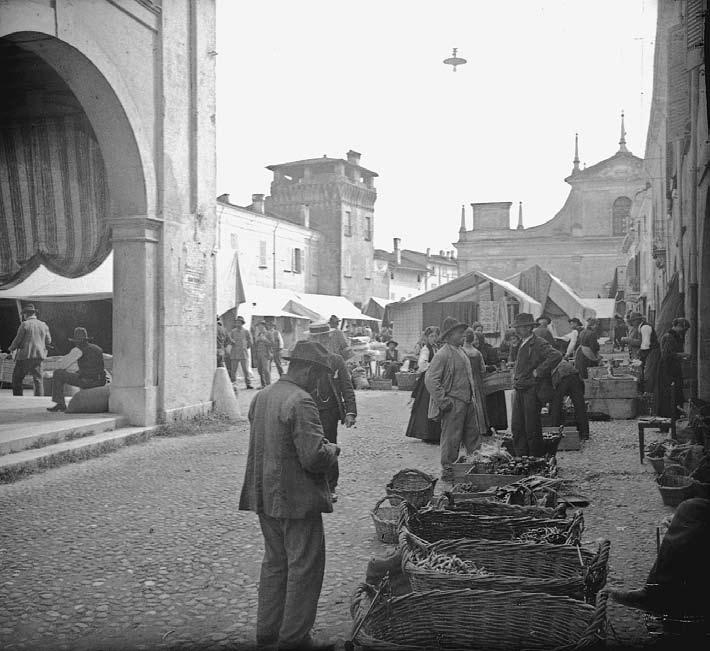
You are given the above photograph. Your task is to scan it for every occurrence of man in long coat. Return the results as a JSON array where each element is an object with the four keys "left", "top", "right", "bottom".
[
  {"left": 426, "top": 318, "right": 486, "bottom": 481},
  {"left": 510, "top": 313, "right": 562, "bottom": 456},
  {"left": 9, "top": 303, "right": 52, "bottom": 396},
  {"left": 239, "top": 341, "right": 339, "bottom": 650}
]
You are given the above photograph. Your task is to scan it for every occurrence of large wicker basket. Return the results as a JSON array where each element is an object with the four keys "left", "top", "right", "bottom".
[
  {"left": 386, "top": 469, "right": 437, "bottom": 509},
  {"left": 482, "top": 369, "right": 512, "bottom": 395},
  {"left": 434, "top": 493, "right": 562, "bottom": 519},
  {"left": 657, "top": 467, "right": 696, "bottom": 508},
  {"left": 370, "top": 496, "right": 404, "bottom": 544},
  {"left": 394, "top": 372, "right": 417, "bottom": 391},
  {"left": 349, "top": 585, "right": 608, "bottom": 651},
  {"left": 397, "top": 501, "right": 584, "bottom": 544},
  {"left": 399, "top": 529, "right": 610, "bottom": 603}
]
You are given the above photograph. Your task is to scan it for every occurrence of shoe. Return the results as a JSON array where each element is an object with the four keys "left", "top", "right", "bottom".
[
  {"left": 47, "top": 404, "right": 66, "bottom": 412},
  {"left": 331, "top": 492, "right": 338, "bottom": 503},
  {"left": 607, "top": 587, "right": 654, "bottom": 611}
]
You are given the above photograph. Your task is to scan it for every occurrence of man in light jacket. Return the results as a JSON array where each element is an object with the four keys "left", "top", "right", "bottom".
[
  {"left": 9, "top": 303, "right": 51, "bottom": 396},
  {"left": 425, "top": 317, "right": 485, "bottom": 481},
  {"left": 239, "top": 341, "right": 339, "bottom": 650}
]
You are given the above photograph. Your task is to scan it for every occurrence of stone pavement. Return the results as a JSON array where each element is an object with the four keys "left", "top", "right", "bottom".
[{"left": 0, "top": 390, "right": 670, "bottom": 650}]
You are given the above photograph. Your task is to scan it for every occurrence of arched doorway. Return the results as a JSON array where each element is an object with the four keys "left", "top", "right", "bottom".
[
  {"left": 698, "top": 194, "right": 710, "bottom": 401},
  {"left": 0, "top": 31, "right": 159, "bottom": 424}
]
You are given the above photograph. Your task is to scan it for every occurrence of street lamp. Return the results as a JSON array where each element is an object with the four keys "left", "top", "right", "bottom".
[{"left": 443, "top": 48, "right": 467, "bottom": 72}]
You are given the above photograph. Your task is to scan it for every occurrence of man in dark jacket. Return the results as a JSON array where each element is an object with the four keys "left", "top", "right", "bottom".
[
  {"left": 307, "top": 342, "right": 356, "bottom": 502},
  {"left": 510, "top": 313, "right": 562, "bottom": 456},
  {"left": 550, "top": 358, "right": 589, "bottom": 440},
  {"left": 533, "top": 316, "right": 555, "bottom": 345},
  {"left": 239, "top": 341, "right": 339, "bottom": 650},
  {"left": 9, "top": 303, "right": 52, "bottom": 397},
  {"left": 47, "top": 328, "right": 106, "bottom": 412}
]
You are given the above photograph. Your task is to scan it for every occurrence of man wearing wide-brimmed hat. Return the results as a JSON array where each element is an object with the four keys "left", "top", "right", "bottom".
[
  {"left": 307, "top": 320, "right": 352, "bottom": 360},
  {"left": 239, "top": 340, "right": 340, "bottom": 650},
  {"left": 47, "top": 327, "right": 107, "bottom": 412},
  {"left": 9, "top": 303, "right": 52, "bottom": 397},
  {"left": 510, "top": 313, "right": 562, "bottom": 456},
  {"left": 425, "top": 317, "right": 487, "bottom": 481}
]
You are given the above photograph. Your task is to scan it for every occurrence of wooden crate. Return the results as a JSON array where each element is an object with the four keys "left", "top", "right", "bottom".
[
  {"left": 584, "top": 376, "right": 639, "bottom": 399},
  {"left": 453, "top": 472, "right": 518, "bottom": 491},
  {"left": 587, "top": 398, "right": 637, "bottom": 419},
  {"left": 369, "top": 378, "right": 393, "bottom": 391}
]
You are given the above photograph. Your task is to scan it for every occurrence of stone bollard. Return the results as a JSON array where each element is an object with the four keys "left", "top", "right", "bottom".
[{"left": 211, "top": 367, "right": 244, "bottom": 420}]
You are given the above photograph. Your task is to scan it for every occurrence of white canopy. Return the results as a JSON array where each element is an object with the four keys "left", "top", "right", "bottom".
[
  {"left": 0, "top": 253, "right": 113, "bottom": 302},
  {"left": 582, "top": 298, "right": 616, "bottom": 320},
  {"left": 286, "top": 292, "right": 378, "bottom": 323}
]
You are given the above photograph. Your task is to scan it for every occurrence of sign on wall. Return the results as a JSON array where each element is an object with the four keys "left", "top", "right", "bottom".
[{"left": 478, "top": 300, "right": 499, "bottom": 333}]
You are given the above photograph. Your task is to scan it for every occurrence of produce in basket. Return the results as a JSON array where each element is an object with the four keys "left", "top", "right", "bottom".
[
  {"left": 412, "top": 550, "right": 491, "bottom": 576},
  {"left": 513, "top": 510, "right": 584, "bottom": 545}
]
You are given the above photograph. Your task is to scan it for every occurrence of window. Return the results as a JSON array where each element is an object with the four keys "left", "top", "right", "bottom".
[
  {"left": 310, "top": 247, "right": 318, "bottom": 276},
  {"left": 292, "top": 248, "right": 302, "bottom": 274},
  {"left": 612, "top": 196, "right": 632, "bottom": 236},
  {"left": 344, "top": 251, "right": 352, "bottom": 277},
  {"left": 259, "top": 241, "right": 267, "bottom": 267},
  {"left": 344, "top": 211, "right": 352, "bottom": 237},
  {"left": 364, "top": 215, "right": 372, "bottom": 241}
]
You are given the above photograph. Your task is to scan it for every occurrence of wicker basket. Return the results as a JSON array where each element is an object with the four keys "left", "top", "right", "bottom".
[
  {"left": 399, "top": 529, "right": 610, "bottom": 603},
  {"left": 394, "top": 372, "right": 417, "bottom": 391},
  {"left": 370, "top": 495, "right": 404, "bottom": 544},
  {"left": 369, "top": 378, "right": 393, "bottom": 391},
  {"left": 647, "top": 456, "right": 665, "bottom": 475},
  {"left": 434, "top": 493, "right": 561, "bottom": 519},
  {"left": 386, "top": 469, "right": 437, "bottom": 509},
  {"left": 397, "top": 501, "right": 584, "bottom": 544},
  {"left": 349, "top": 585, "right": 608, "bottom": 651},
  {"left": 482, "top": 369, "right": 512, "bottom": 395},
  {"left": 657, "top": 467, "right": 696, "bottom": 508}
]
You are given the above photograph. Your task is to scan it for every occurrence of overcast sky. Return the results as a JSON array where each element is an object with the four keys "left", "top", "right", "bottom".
[{"left": 215, "top": 0, "right": 657, "bottom": 254}]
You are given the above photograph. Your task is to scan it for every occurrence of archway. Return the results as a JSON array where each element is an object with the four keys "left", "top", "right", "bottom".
[{"left": 698, "top": 194, "right": 710, "bottom": 401}]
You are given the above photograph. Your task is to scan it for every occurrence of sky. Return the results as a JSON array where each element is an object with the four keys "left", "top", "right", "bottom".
[{"left": 215, "top": 0, "right": 658, "bottom": 254}]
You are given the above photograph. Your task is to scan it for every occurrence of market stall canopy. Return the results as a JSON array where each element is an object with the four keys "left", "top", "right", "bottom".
[
  {"left": 235, "top": 286, "right": 306, "bottom": 322},
  {"left": 581, "top": 298, "right": 616, "bottom": 320},
  {"left": 0, "top": 253, "right": 113, "bottom": 302},
  {"left": 285, "top": 293, "right": 378, "bottom": 323},
  {"left": 362, "top": 296, "right": 393, "bottom": 320}
]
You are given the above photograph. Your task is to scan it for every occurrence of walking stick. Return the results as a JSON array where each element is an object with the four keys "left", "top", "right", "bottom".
[{"left": 345, "top": 573, "right": 389, "bottom": 651}]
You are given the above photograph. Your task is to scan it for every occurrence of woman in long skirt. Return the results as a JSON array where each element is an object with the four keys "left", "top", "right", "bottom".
[
  {"left": 461, "top": 328, "right": 490, "bottom": 433},
  {"left": 405, "top": 327, "right": 442, "bottom": 442},
  {"left": 656, "top": 318, "right": 690, "bottom": 418},
  {"left": 473, "top": 332, "right": 507, "bottom": 432}
]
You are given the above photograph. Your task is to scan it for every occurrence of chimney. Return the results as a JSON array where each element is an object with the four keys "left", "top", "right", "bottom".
[
  {"left": 439, "top": 250, "right": 445, "bottom": 257},
  {"left": 252, "top": 193, "right": 265, "bottom": 214},
  {"left": 300, "top": 204, "right": 310, "bottom": 228},
  {"left": 393, "top": 237, "right": 402, "bottom": 265},
  {"left": 426, "top": 247, "right": 431, "bottom": 259},
  {"left": 346, "top": 149, "right": 361, "bottom": 166}
]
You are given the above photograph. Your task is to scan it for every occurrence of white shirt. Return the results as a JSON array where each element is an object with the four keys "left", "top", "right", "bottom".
[
  {"left": 417, "top": 346, "right": 432, "bottom": 373},
  {"left": 562, "top": 329, "right": 579, "bottom": 357},
  {"left": 640, "top": 323, "right": 653, "bottom": 350}
]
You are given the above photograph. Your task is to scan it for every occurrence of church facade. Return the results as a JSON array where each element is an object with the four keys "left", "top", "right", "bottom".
[{"left": 454, "top": 121, "right": 646, "bottom": 298}]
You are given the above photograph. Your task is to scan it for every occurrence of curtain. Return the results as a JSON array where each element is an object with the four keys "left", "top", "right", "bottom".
[
  {"left": 0, "top": 114, "right": 111, "bottom": 286},
  {"left": 422, "top": 301, "right": 478, "bottom": 330}
]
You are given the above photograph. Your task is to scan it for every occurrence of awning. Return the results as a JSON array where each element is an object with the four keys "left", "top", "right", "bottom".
[
  {"left": 362, "top": 296, "right": 392, "bottom": 320},
  {"left": 0, "top": 253, "right": 113, "bottom": 302},
  {"left": 286, "top": 293, "right": 378, "bottom": 323},
  {"left": 235, "top": 286, "right": 308, "bottom": 322},
  {"left": 582, "top": 298, "right": 616, "bottom": 320}
]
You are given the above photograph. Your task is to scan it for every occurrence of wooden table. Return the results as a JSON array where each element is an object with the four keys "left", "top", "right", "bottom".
[{"left": 637, "top": 417, "right": 677, "bottom": 463}]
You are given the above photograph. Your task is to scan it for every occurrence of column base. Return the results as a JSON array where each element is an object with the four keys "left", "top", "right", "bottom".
[
  {"left": 109, "top": 385, "right": 159, "bottom": 426},
  {"left": 160, "top": 401, "right": 214, "bottom": 424}
]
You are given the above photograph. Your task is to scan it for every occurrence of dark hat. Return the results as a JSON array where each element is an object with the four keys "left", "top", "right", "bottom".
[
  {"left": 283, "top": 340, "right": 331, "bottom": 369},
  {"left": 68, "top": 327, "right": 92, "bottom": 343},
  {"left": 386, "top": 340, "right": 399, "bottom": 347},
  {"left": 628, "top": 311, "right": 643, "bottom": 321},
  {"left": 328, "top": 314, "right": 340, "bottom": 323},
  {"left": 441, "top": 317, "right": 468, "bottom": 340},
  {"left": 512, "top": 313, "right": 536, "bottom": 328},
  {"left": 308, "top": 321, "right": 331, "bottom": 335},
  {"left": 568, "top": 317, "right": 583, "bottom": 327},
  {"left": 21, "top": 303, "right": 36, "bottom": 314},
  {"left": 535, "top": 315, "right": 550, "bottom": 324},
  {"left": 236, "top": 315, "right": 245, "bottom": 324}
]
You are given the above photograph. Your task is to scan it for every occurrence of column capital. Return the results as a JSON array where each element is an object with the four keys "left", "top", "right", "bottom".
[{"left": 108, "top": 215, "right": 162, "bottom": 243}]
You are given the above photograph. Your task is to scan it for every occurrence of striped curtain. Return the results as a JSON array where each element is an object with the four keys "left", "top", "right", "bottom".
[{"left": 0, "top": 114, "right": 111, "bottom": 286}]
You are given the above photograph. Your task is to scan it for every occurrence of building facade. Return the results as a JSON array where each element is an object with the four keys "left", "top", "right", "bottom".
[
  {"left": 0, "top": 0, "right": 217, "bottom": 426},
  {"left": 454, "top": 127, "right": 646, "bottom": 298},
  {"left": 262, "top": 150, "right": 377, "bottom": 307}
]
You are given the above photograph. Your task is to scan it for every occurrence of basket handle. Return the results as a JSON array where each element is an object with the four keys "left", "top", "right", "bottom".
[
  {"left": 576, "top": 589, "right": 609, "bottom": 649},
  {"left": 373, "top": 494, "right": 404, "bottom": 513},
  {"left": 390, "top": 468, "right": 435, "bottom": 484},
  {"left": 433, "top": 492, "right": 455, "bottom": 510}
]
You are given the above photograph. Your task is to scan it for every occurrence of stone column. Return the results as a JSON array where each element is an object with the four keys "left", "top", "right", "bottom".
[{"left": 108, "top": 216, "right": 161, "bottom": 426}]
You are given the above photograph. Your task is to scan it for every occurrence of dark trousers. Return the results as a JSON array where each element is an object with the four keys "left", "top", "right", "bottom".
[
  {"left": 231, "top": 357, "right": 252, "bottom": 387},
  {"left": 257, "top": 513, "right": 325, "bottom": 648},
  {"left": 511, "top": 387, "right": 543, "bottom": 456},
  {"left": 551, "top": 374, "right": 589, "bottom": 437},
  {"left": 51, "top": 370, "right": 105, "bottom": 405},
  {"left": 273, "top": 349, "right": 284, "bottom": 377},
  {"left": 319, "top": 408, "right": 340, "bottom": 489},
  {"left": 256, "top": 354, "right": 271, "bottom": 387},
  {"left": 12, "top": 358, "right": 43, "bottom": 396}
]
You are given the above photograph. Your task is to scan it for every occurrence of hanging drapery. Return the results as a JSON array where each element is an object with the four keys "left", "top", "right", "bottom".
[{"left": 0, "top": 114, "right": 111, "bottom": 286}]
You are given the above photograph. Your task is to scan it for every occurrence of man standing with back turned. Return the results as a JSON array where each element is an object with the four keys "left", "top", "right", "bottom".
[
  {"left": 9, "top": 303, "right": 52, "bottom": 397},
  {"left": 239, "top": 341, "right": 339, "bottom": 650}
]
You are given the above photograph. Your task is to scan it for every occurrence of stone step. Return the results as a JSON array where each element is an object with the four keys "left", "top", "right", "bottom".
[
  {"left": 0, "top": 425, "right": 158, "bottom": 483},
  {"left": 0, "top": 415, "right": 129, "bottom": 455}
]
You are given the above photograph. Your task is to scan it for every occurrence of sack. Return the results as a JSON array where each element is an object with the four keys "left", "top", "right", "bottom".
[{"left": 66, "top": 384, "right": 110, "bottom": 414}]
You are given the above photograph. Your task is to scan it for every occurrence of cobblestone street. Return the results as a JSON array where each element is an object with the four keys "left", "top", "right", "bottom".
[{"left": 1, "top": 390, "right": 671, "bottom": 650}]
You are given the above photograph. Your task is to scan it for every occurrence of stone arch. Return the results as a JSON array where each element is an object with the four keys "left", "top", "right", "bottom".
[
  {"left": 698, "top": 192, "right": 710, "bottom": 401},
  {"left": 612, "top": 196, "right": 632, "bottom": 236},
  {"left": 1, "top": 31, "right": 149, "bottom": 220}
]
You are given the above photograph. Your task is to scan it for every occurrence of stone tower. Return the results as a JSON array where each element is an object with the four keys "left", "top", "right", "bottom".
[{"left": 265, "top": 150, "right": 377, "bottom": 306}]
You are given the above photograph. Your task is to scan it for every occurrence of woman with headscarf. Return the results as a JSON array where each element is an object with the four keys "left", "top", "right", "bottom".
[
  {"left": 656, "top": 318, "right": 691, "bottom": 418},
  {"left": 472, "top": 331, "right": 507, "bottom": 432},
  {"left": 405, "top": 326, "right": 442, "bottom": 442}
]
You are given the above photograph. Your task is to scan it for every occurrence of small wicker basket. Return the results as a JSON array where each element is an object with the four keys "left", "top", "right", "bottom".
[
  {"left": 394, "top": 372, "right": 417, "bottom": 391},
  {"left": 657, "top": 466, "right": 695, "bottom": 508},
  {"left": 369, "top": 378, "right": 393, "bottom": 391},
  {"left": 370, "top": 495, "right": 404, "bottom": 544},
  {"left": 386, "top": 468, "right": 436, "bottom": 508},
  {"left": 647, "top": 456, "right": 665, "bottom": 475}
]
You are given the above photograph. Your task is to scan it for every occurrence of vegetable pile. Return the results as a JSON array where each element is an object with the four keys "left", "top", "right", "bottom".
[{"left": 413, "top": 551, "right": 491, "bottom": 576}]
